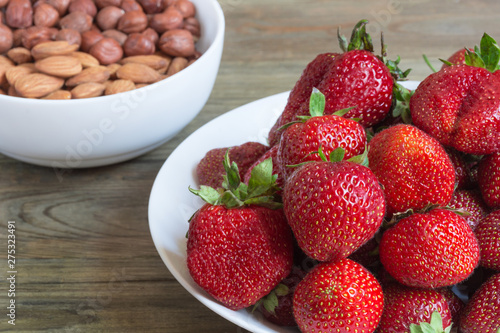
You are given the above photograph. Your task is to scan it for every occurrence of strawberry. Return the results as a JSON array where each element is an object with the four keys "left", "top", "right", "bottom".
[
  {"left": 474, "top": 209, "right": 500, "bottom": 271},
  {"left": 254, "top": 265, "right": 306, "bottom": 327},
  {"left": 277, "top": 89, "right": 367, "bottom": 179},
  {"left": 196, "top": 141, "right": 269, "bottom": 189},
  {"left": 368, "top": 124, "right": 455, "bottom": 215},
  {"left": 267, "top": 52, "right": 338, "bottom": 146},
  {"left": 187, "top": 153, "right": 293, "bottom": 310},
  {"left": 293, "top": 258, "right": 384, "bottom": 333},
  {"left": 438, "top": 287, "right": 465, "bottom": 326},
  {"left": 410, "top": 34, "right": 500, "bottom": 155},
  {"left": 377, "top": 283, "right": 453, "bottom": 333},
  {"left": 458, "top": 272, "right": 500, "bottom": 333},
  {"left": 440, "top": 47, "right": 473, "bottom": 69},
  {"left": 282, "top": 153, "right": 385, "bottom": 262},
  {"left": 478, "top": 152, "right": 500, "bottom": 209},
  {"left": 243, "top": 145, "right": 283, "bottom": 192},
  {"left": 379, "top": 208, "right": 480, "bottom": 289},
  {"left": 268, "top": 19, "right": 406, "bottom": 146},
  {"left": 448, "top": 189, "right": 489, "bottom": 231},
  {"left": 445, "top": 147, "right": 475, "bottom": 190}
]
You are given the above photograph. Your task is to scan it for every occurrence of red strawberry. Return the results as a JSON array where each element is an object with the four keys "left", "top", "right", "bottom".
[
  {"left": 268, "top": 20, "right": 405, "bottom": 146},
  {"left": 410, "top": 34, "right": 500, "bottom": 155},
  {"left": 267, "top": 52, "right": 338, "bottom": 146},
  {"left": 459, "top": 272, "right": 500, "bottom": 333},
  {"left": 187, "top": 153, "right": 293, "bottom": 310},
  {"left": 438, "top": 287, "right": 465, "bottom": 326},
  {"left": 440, "top": 47, "right": 472, "bottom": 69},
  {"left": 379, "top": 208, "right": 480, "bottom": 289},
  {"left": 446, "top": 147, "right": 475, "bottom": 190},
  {"left": 277, "top": 89, "right": 367, "bottom": 179},
  {"left": 196, "top": 141, "right": 269, "bottom": 189},
  {"left": 474, "top": 209, "right": 500, "bottom": 271},
  {"left": 377, "top": 283, "right": 453, "bottom": 333},
  {"left": 368, "top": 124, "right": 456, "bottom": 215},
  {"left": 283, "top": 155, "right": 385, "bottom": 262},
  {"left": 255, "top": 265, "right": 306, "bottom": 327},
  {"left": 448, "top": 189, "right": 489, "bottom": 230},
  {"left": 293, "top": 258, "right": 384, "bottom": 333},
  {"left": 478, "top": 152, "right": 500, "bottom": 209}
]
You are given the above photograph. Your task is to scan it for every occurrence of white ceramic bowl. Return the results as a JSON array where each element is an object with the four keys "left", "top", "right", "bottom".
[{"left": 0, "top": 0, "right": 225, "bottom": 169}]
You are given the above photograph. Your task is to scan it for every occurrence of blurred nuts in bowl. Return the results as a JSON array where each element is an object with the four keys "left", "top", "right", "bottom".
[{"left": 0, "top": 0, "right": 204, "bottom": 99}]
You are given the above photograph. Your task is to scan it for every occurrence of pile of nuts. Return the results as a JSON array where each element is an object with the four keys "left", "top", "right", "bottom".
[{"left": 0, "top": 0, "right": 202, "bottom": 99}]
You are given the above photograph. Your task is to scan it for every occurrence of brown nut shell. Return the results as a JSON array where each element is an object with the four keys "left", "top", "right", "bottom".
[
  {"left": 116, "top": 10, "right": 148, "bottom": 34},
  {"left": 158, "top": 29, "right": 194, "bottom": 58},
  {"left": 33, "top": 3, "right": 59, "bottom": 27},
  {"left": 89, "top": 37, "right": 124, "bottom": 65},
  {"left": 6, "top": 0, "right": 33, "bottom": 29}
]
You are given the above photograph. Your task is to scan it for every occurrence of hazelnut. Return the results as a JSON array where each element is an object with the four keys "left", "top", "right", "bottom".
[
  {"left": 102, "top": 29, "right": 128, "bottom": 45},
  {"left": 46, "top": 0, "right": 71, "bottom": 16},
  {"left": 183, "top": 16, "right": 200, "bottom": 38},
  {"left": 55, "top": 28, "right": 82, "bottom": 47},
  {"left": 12, "top": 28, "right": 25, "bottom": 47},
  {"left": 149, "top": 6, "right": 183, "bottom": 34},
  {"left": 120, "top": 0, "right": 143, "bottom": 12},
  {"left": 0, "top": 25, "right": 14, "bottom": 54},
  {"left": 96, "top": 6, "right": 125, "bottom": 31},
  {"left": 68, "top": 0, "right": 98, "bottom": 18},
  {"left": 116, "top": 10, "right": 148, "bottom": 34},
  {"left": 59, "top": 11, "right": 93, "bottom": 33},
  {"left": 94, "top": 0, "right": 122, "bottom": 9},
  {"left": 123, "top": 33, "right": 155, "bottom": 56},
  {"left": 142, "top": 27, "right": 159, "bottom": 44},
  {"left": 80, "top": 30, "right": 104, "bottom": 52},
  {"left": 174, "top": 0, "right": 195, "bottom": 18},
  {"left": 158, "top": 29, "right": 194, "bottom": 58},
  {"left": 89, "top": 37, "right": 124, "bottom": 65},
  {"left": 33, "top": 3, "right": 59, "bottom": 27},
  {"left": 21, "top": 26, "right": 53, "bottom": 49},
  {"left": 138, "top": 0, "right": 163, "bottom": 14},
  {"left": 0, "top": 0, "right": 9, "bottom": 8},
  {"left": 6, "top": 0, "right": 33, "bottom": 29}
]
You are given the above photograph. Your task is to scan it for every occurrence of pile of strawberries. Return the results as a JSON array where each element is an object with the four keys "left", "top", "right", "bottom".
[{"left": 185, "top": 20, "right": 500, "bottom": 333}]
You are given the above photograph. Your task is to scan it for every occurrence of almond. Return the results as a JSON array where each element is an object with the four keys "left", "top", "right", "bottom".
[
  {"left": 6, "top": 64, "right": 37, "bottom": 86},
  {"left": 71, "top": 82, "right": 106, "bottom": 99},
  {"left": 42, "top": 89, "right": 73, "bottom": 100},
  {"left": 14, "top": 73, "right": 64, "bottom": 98},
  {"left": 35, "top": 55, "right": 82, "bottom": 78},
  {"left": 116, "top": 62, "right": 161, "bottom": 83},
  {"left": 107, "top": 63, "right": 121, "bottom": 78},
  {"left": 65, "top": 65, "right": 110, "bottom": 86},
  {"left": 6, "top": 47, "right": 33, "bottom": 64},
  {"left": 70, "top": 51, "right": 100, "bottom": 68},
  {"left": 0, "top": 56, "right": 15, "bottom": 86},
  {"left": 120, "top": 54, "right": 170, "bottom": 70},
  {"left": 104, "top": 79, "right": 135, "bottom": 95},
  {"left": 31, "top": 40, "right": 79, "bottom": 60}
]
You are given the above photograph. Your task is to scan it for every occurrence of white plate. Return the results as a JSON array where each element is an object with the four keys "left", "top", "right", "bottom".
[{"left": 148, "top": 81, "right": 421, "bottom": 333}]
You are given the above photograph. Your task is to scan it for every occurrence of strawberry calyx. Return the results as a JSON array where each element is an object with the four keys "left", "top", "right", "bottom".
[
  {"left": 338, "top": 19, "right": 411, "bottom": 82},
  {"left": 251, "top": 283, "right": 289, "bottom": 315},
  {"left": 409, "top": 311, "right": 452, "bottom": 333},
  {"left": 278, "top": 88, "right": 356, "bottom": 131},
  {"left": 189, "top": 150, "right": 282, "bottom": 209},
  {"left": 463, "top": 33, "right": 500, "bottom": 72}
]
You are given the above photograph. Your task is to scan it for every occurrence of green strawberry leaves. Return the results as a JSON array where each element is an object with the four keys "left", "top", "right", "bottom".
[
  {"left": 464, "top": 33, "right": 500, "bottom": 72},
  {"left": 409, "top": 311, "right": 452, "bottom": 333},
  {"left": 190, "top": 150, "right": 282, "bottom": 209},
  {"left": 338, "top": 19, "right": 374, "bottom": 53}
]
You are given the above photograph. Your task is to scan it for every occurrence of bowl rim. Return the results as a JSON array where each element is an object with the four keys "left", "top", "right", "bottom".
[{"left": 0, "top": 0, "right": 226, "bottom": 105}]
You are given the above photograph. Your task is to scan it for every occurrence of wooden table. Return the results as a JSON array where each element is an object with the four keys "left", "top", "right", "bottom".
[{"left": 2, "top": 1, "right": 500, "bottom": 332}]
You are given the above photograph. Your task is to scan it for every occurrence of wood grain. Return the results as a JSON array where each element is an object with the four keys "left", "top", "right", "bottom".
[{"left": 2, "top": 0, "right": 500, "bottom": 332}]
